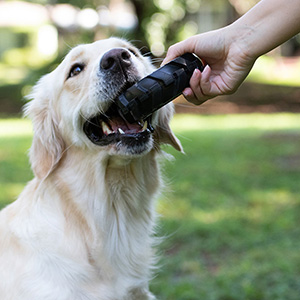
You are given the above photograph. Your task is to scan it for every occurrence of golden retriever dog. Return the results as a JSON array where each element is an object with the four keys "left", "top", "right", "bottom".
[{"left": 0, "top": 37, "right": 182, "bottom": 299}]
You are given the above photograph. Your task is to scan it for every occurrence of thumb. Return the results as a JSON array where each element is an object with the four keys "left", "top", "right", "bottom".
[{"left": 161, "top": 38, "right": 196, "bottom": 66}]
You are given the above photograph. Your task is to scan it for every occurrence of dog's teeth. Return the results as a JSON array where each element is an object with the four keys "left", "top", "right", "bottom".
[
  {"left": 142, "top": 120, "right": 148, "bottom": 131},
  {"left": 118, "top": 128, "right": 125, "bottom": 134},
  {"left": 102, "top": 122, "right": 113, "bottom": 135}
]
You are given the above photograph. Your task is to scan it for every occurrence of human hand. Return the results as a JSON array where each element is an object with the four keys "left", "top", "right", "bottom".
[{"left": 162, "top": 26, "right": 256, "bottom": 105}]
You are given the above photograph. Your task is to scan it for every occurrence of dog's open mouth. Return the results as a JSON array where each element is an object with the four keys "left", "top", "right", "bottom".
[{"left": 83, "top": 102, "right": 153, "bottom": 147}]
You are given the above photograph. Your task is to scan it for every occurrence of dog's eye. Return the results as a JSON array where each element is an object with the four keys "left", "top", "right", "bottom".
[{"left": 69, "top": 64, "right": 85, "bottom": 78}]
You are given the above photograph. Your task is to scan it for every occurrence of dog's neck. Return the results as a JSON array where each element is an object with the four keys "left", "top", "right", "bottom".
[
  {"left": 53, "top": 147, "right": 161, "bottom": 216},
  {"left": 39, "top": 146, "right": 161, "bottom": 282}
]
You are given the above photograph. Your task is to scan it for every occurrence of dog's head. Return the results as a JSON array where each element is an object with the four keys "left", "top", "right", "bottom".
[{"left": 25, "top": 37, "right": 182, "bottom": 178}]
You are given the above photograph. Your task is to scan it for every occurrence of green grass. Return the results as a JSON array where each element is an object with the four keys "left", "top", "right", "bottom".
[
  {"left": 0, "top": 118, "right": 33, "bottom": 207},
  {"left": 1, "top": 114, "right": 300, "bottom": 299}
]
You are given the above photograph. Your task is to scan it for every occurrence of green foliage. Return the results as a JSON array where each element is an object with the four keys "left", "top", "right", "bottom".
[
  {"left": 136, "top": 0, "right": 212, "bottom": 55},
  {"left": 1, "top": 114, "right": 300, "bottom": 299}
]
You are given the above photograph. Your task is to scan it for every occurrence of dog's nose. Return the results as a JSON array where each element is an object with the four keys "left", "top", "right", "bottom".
[{"left": 100, "top": 48, "right": 132, "bottom": 72}]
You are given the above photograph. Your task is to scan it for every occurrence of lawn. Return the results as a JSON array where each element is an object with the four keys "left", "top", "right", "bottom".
[{"left": 1, "top": 114, "right": 300, "bottom": 299}]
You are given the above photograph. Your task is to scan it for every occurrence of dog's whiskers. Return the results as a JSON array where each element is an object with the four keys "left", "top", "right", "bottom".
[
  {"left": 141, "top": 51, "right": 152, "bottom": 57},
  {"left": 151, "top": 58, "right": 164, "bottom": 64}
]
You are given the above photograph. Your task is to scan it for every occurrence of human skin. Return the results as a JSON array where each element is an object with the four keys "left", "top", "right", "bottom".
[{"left": 163, "top": 0, "right": 300, "bottom": 105}]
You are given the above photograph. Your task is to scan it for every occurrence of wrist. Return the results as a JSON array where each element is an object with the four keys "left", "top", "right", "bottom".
[
  {"left": 227, "top": 21, "right": 260, "bottom": 61},
  {"left": 228, "top": 0, "right": 300, "bottom": 60}
]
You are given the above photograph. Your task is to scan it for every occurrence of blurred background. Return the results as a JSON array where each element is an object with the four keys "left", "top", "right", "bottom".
[
  {"left": 1, "top": 1, "right": 300, "bottom": 299},
  {"left": 1, "top": 0, "right": 300, "bottom": 114}
]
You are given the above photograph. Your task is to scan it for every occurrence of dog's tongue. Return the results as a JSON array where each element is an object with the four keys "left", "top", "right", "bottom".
[{"left": 109, "top": 116, "right": 142, "bottom": 134}]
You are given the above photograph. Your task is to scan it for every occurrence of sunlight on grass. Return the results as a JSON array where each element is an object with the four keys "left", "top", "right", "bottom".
[
  {"left": 0, "top": 118, "right": 32, "bottom": 137},
  {"left": 1, "top": 114, "right": 299, "bottom": 138},
  {"left": 160, "top": 187, "right": 298, "bottom": 226},
  {"left": 250, "top": 188, "right": 297, "bottom": 206},
  {"left": 192, "top": 208, "right": 227, "bottom": 224},
  {"left": 0, "top": 183, "right": 25, "bottom": 206},
  {"left": 191, "top": 189, "right": 297, "bottom": 225},
  {"left": 170, "top": 113, "right": 300, "bottom": 132}
]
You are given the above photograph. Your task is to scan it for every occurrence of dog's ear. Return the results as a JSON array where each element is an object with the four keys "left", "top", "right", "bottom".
[
  {"left": 154, "top": 103, "right": 183, "bottom": 152},
  {"left": 24, "top": 76, "right": 65, "bottom": 179}
]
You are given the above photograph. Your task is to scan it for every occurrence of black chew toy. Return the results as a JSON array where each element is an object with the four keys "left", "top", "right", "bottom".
[{"left": 116, "top": 53, "right": 204, "bottom": 123}]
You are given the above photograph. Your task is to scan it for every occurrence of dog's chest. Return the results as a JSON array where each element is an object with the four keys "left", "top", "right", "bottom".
[{"left": 18, "top": 251, "right": 149, "bottom": 300}]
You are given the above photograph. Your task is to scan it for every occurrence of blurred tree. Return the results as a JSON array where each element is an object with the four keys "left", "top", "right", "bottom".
[
  {"left": 130, "top": 0, "right": 157, "bottom": 50},
  {"left": 18, "top": 0, "right": 237, "bottom": 57},
  {"left": 25, "top": 0, "right": 105, "bottom": 8},
  {"left": 130, "top": 0, "right": 232, "bottom": 57}
]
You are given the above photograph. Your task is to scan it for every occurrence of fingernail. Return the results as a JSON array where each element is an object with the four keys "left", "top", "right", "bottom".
[
  {"left": 182, "top": 88, "right": 190, "bottom": 97},
  {"left": 193, "top": 68, "right": 201, "bottom": 76}
]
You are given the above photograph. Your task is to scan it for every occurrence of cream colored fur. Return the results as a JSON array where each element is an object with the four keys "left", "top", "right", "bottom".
[{"left": 0, "top": 38, "right": 182, "bottom": 300}]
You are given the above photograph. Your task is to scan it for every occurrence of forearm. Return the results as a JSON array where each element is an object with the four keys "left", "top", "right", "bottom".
[
  {"left": 163, "top": 0, "right": 300, "bottom": 103},
  {"left": 230, "top": 0, "right": 300, "bottom": 59}
]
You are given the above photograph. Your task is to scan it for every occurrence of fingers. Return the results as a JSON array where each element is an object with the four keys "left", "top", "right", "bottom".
[
  {"left": 162, "top": 38, "right": 220, "bottom": 105},
  {"left": 184, "top": 69, "right": 204, "bottom": 105},
  {"left": 161, "top": 38, "right": 196, "bottom": 66},
  {"left": 161, "top": 44, "right": 182, "bottom": 65},
  {"left": 183, "top": 66, "right": 213, "bottom": 105}
]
